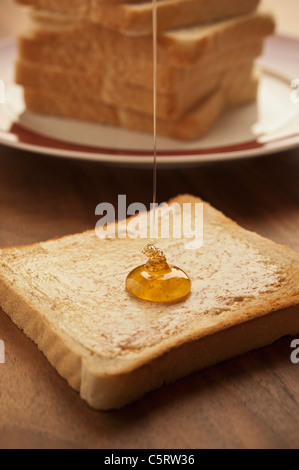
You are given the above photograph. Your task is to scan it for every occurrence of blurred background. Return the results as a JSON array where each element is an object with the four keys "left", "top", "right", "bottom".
[{"left": 263, "top": 0, "right": 299, "bottom": 37}]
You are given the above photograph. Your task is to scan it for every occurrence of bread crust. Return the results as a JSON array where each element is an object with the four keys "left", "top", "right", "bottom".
[
  {"left": 16, "top": 60, "right": 256, "bottom": 121},
  {"left": 81, "top": 305, "right": 299, "bottom": 409},
  {"left": 17, "top": 37, "right": 263, "bottom": 93},
  {"left": 16, "top": 0, "right": 260, "bottom": 35},
  {"left": 23, "top": 12, "right": 275, "bottom": 66},
  {"left": 21, "top": 72, "right": 257, "bottom": 140}
]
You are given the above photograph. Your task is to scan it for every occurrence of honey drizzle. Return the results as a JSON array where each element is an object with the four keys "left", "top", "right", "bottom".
[
  {"left": 125, "top": 1, "right": 192, "bottom": 303},
  {"left": 152, "top": 0, "right": 157, "bottom": 237}
]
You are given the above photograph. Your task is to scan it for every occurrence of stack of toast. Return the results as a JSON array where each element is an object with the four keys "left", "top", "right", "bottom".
[{"left": 15, "top": 0, "right": 275, "bottom": 140}]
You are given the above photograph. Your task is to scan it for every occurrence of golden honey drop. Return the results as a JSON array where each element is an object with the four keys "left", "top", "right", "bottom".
[{"left": 126, "top": 244, "right": 191, "bottom": 303}]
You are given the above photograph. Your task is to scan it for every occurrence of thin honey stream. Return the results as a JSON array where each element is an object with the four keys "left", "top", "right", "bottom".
[{"left": 126, "top": 1, "right": 192, "bottom": 303}]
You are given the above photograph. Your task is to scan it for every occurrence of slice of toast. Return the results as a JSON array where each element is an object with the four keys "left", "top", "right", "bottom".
[
  {"left": 91, "top": 0, "right": 261, "bottom": 35},
  {"left": 23, "top": 12, "right": 274, "bottom": 66},
  {"left": 22, "top": 70, "right": 257, "bottom": 140},
  {"left": 0, "top": 195, "right": 298, "bottom": 410},
  {"left": 15, "top": 0, "right": 91, "bottom": 18},
  {"left": 23, "top": 86, "right": 226, "bottom": 140},
  {"left": 17, "top": 36, "right": 264, "bottom": 93},
  {"left": 17, "top": 0, "right": 260, "bottom": 36},
  {"left": 16, "top": 59, "right": 255, "bottom": 120}
]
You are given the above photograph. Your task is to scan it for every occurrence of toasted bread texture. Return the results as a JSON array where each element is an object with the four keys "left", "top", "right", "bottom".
[
  {"left": 22, "top": 70, "right": 258, "bottom": 141},
  {"left": 15, "top": 0, "right": 260, "bottom": 35},
  {"left": 16, "top": 59, "right": 256, "bottom": 120},
  {"left": 14, "top": 3, "right": 275, "bottom": 140},
  {"left": 22, "top": 12, "right": 275, "bottom": 66},
  {"left": 0, "top": 195, "right": 299, "bottom": 410},
  {"left": 22, "top": 86, "right": 225, "bottom": 140},
  {"left": 17, "top": 36, "right": 264, "bottom": 93}
]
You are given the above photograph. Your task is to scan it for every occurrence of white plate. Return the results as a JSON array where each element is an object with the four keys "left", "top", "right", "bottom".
[{"left": 0, "top": 36, "right": 299, "bottom": 166}]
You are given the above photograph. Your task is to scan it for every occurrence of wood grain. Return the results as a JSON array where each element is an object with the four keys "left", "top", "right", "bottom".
[{"left": 0, "top": 0, "right": 299, "bottom": 450}]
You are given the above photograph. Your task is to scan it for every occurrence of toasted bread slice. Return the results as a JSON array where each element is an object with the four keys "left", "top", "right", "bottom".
[
  {"left": 22, "top": 70, "right": 258, "bottom": 140},
  {"left": 16, "top": 0, "right": 260, "bottom": 35},
  {"left": 0, "top": 195, "right": 298, "bottom": 410},
  {"left": 15, "top": 0, "right": 91, "bottom": 18},
  {"left": 17, "top": 36, "right": 264, "bottom": 93},
  {"left": 16, "top": 59, "right": 255, "bottom": 120},
  {"left": 22, "top": 12, "right": 274, "bottom": 66},
  {"left": 22, "top": 86, "right": 226, "bottom": 140}
]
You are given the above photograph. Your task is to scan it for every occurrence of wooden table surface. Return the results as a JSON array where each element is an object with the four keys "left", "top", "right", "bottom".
[{"left": 0, "top": 1, "right": 299, "bottom": 450}]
